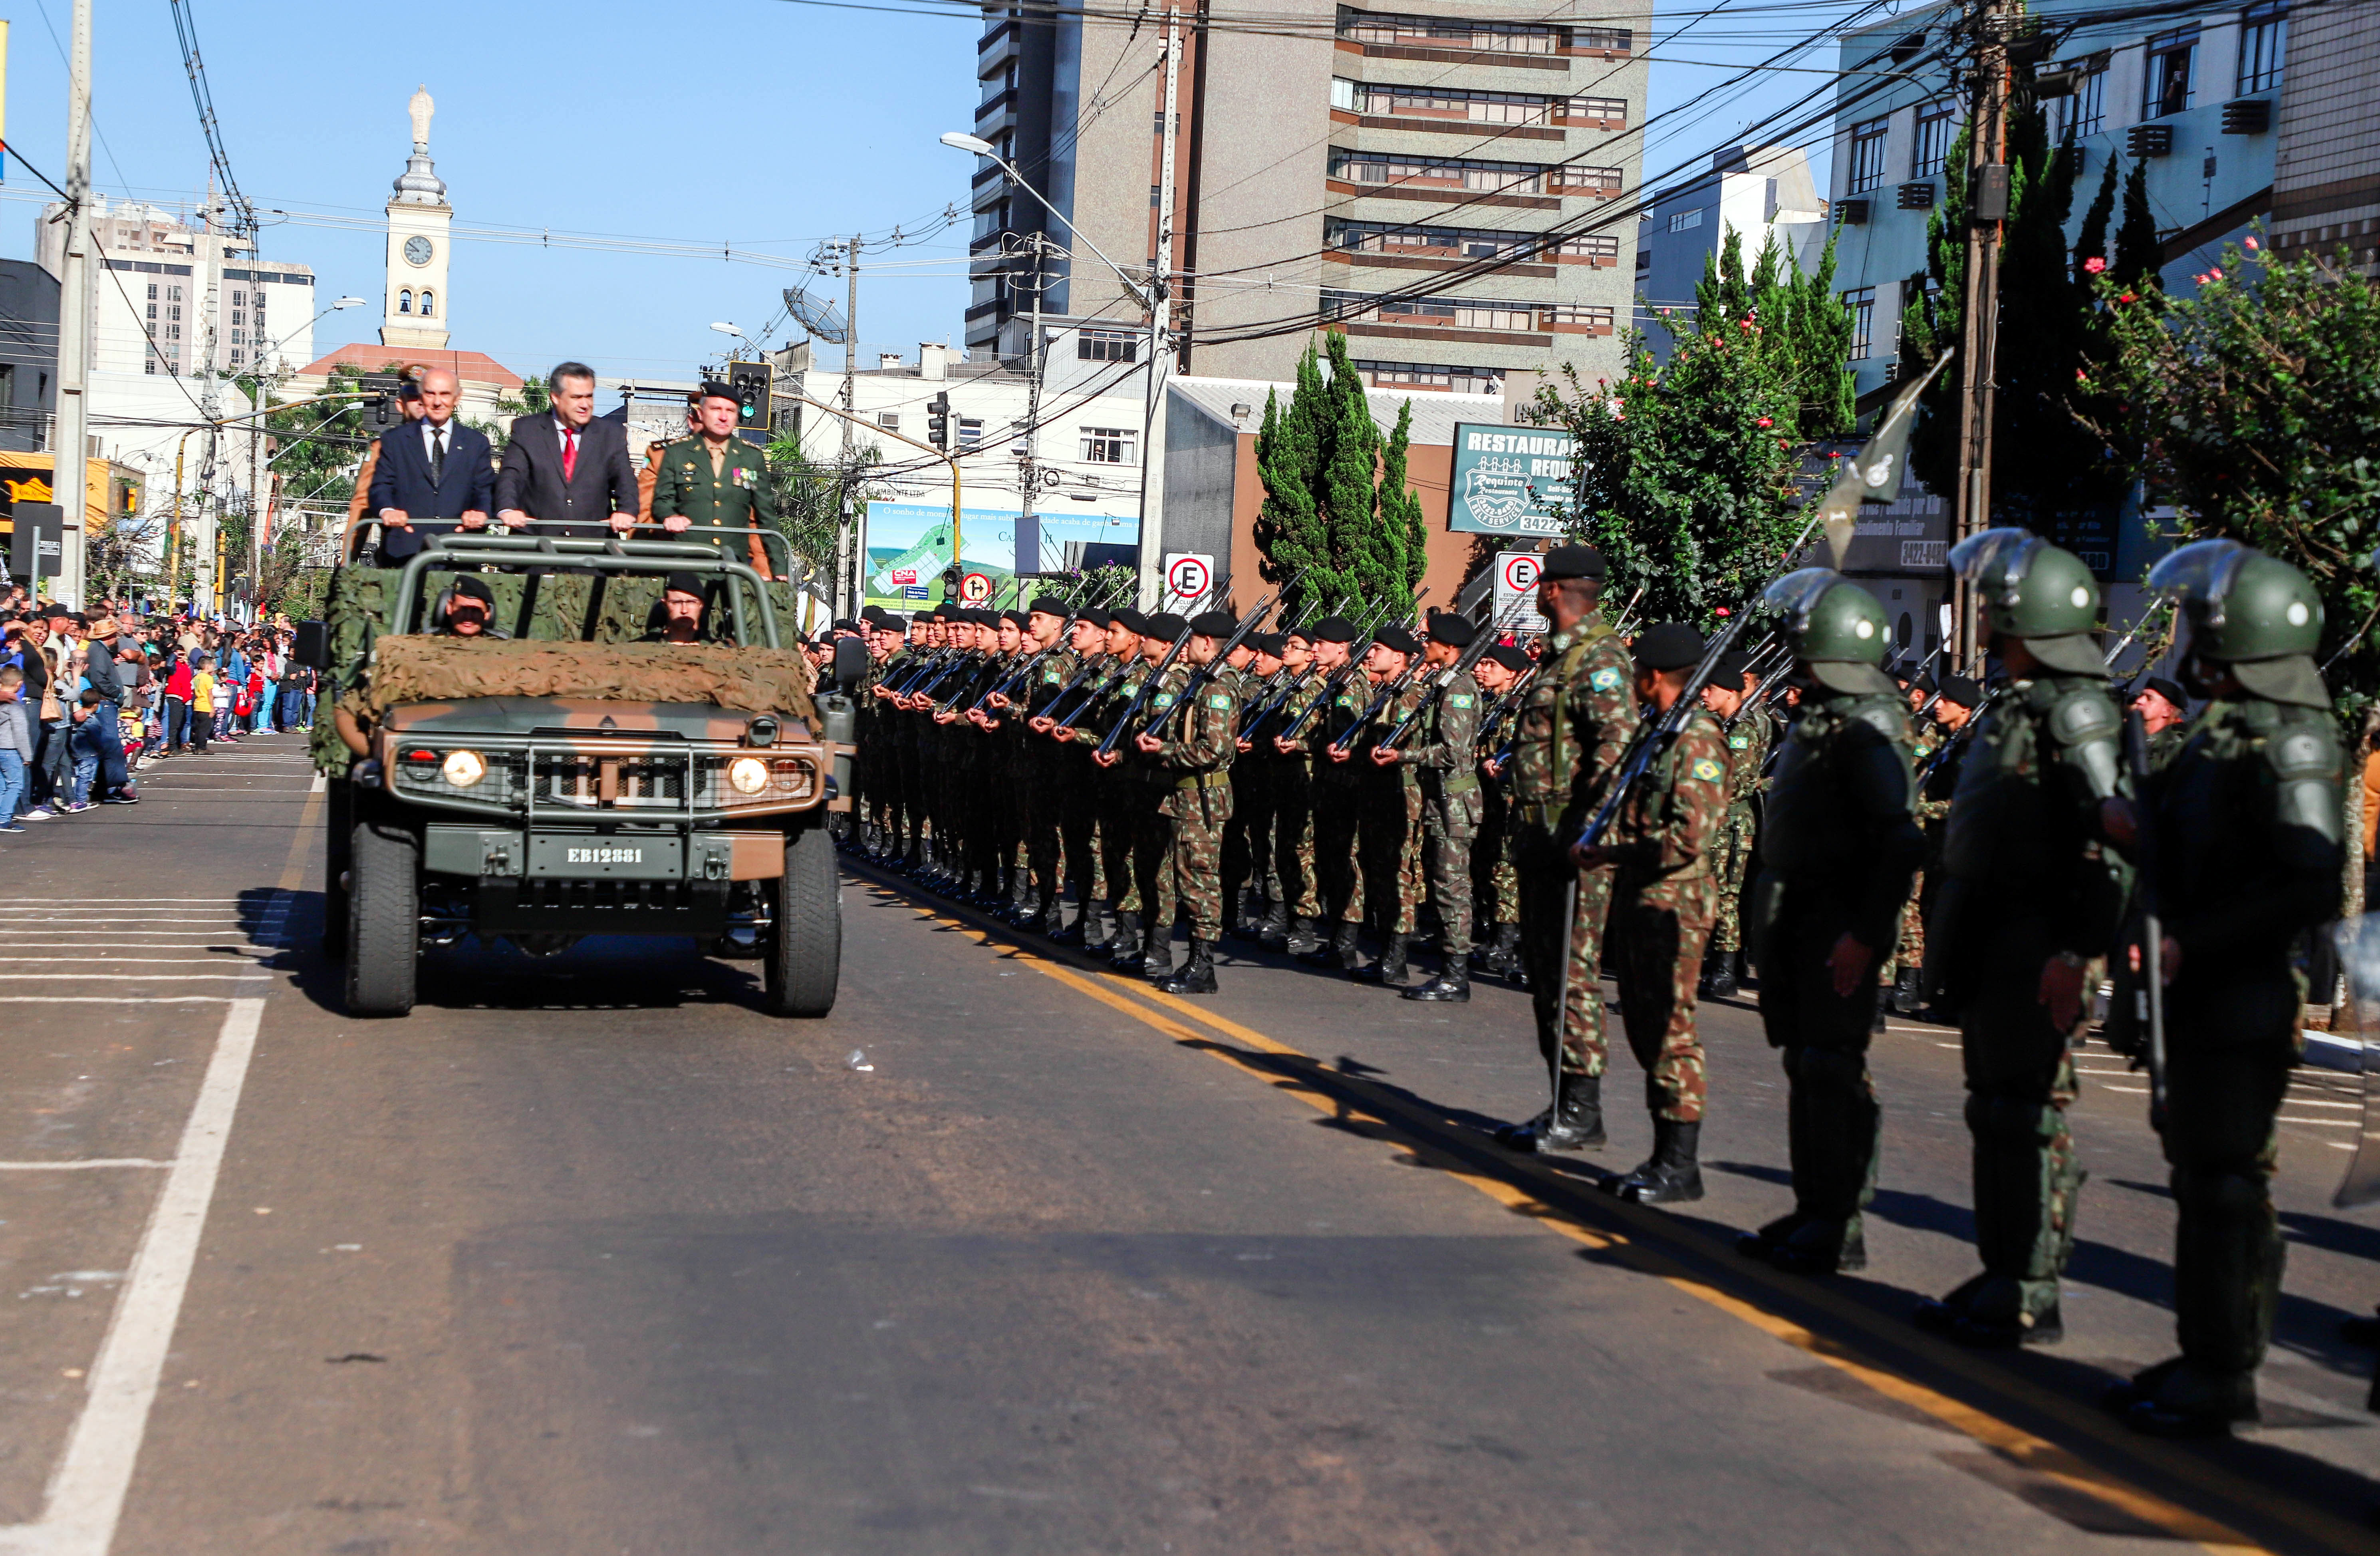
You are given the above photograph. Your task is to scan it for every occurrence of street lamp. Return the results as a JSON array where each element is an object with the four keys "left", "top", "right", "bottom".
[{"left": 940, "top": 133, "right": 1151, "bottom": 312}]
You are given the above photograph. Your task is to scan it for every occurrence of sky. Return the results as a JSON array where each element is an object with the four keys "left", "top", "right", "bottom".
[{"left": 0, "top": 0, "right": 1868, "bottom": 386}]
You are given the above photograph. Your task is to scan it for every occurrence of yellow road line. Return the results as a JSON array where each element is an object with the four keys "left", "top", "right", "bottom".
[{"left": 863, "top": 876, "right": 2368, "bottom": 1556}]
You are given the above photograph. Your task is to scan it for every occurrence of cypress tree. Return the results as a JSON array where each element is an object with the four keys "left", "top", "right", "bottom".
[
  {"left": 1253, "top": 348, "right": 1331, "bottom": 599},
  {"left": 1318, "top": 330, "right": 1386, "bottom": 602},
  {"left": 2073, "top": 155, "right": 2118, "bottom": 278},
  {"left": 1377, "top": 400, "right": 1428, "bottom": 592},
  {"left": 2113, "top": 158, "right": 2161, "bottom": 283}
]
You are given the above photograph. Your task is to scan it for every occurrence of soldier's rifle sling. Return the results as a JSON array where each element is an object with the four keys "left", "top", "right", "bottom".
[
  {"left": 1274, "top": 597, "right": 1398, "bottom": 746},
  {"left": 2122, "top": 707, "right": 2169, "bottom": 1133},
  {"left": 1570, "top": 607, "right": 1752, "bottom": 852},
  {"left": 1094, "top": 627, "right": 1197, "bottom": 759},
  {"left": 1143, "top": 587, "right": 1280, "bottom": 743}
]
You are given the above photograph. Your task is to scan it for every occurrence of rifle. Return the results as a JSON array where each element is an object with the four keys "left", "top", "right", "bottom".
[
  {"left": 1479, "top": 667, "right": 1537, "bottom": 767},
  {"left": 2122, "top": 707, "right": 2168, "bottom": 1133},
  {"left": 1916, "top": 682, "right": 2001, "bottom": 789},
  {"left": 1237, "top": 595, "right": 1344, "bottom": 739},
  {"left": 1273, "top": 597, "right": 1399, "bottom": 747},
  {"left": 1328, "top": 651, "right": 1426, "bottom": 758},
  {"left": 1143, "top": 587, "right": 1280, "bottom": 741},
  {"left": 973, "top": 571, "right": 1128, "bottom": 714},
  {"left": 1608, "top": 582, "right": 1649, "bottom": 638},
  {"left": 1094, "top": 622, "right": 1196, "bottom": 758},
  {"left": 1377, "top": 596, "right": 1530, "bottom": 753},
  {"left": 1570, "top": 609, "right": 1752, "bottom": 853}
]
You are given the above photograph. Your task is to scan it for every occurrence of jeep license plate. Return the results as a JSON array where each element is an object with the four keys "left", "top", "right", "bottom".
[{"left": 527, "top": 835, "right": 685, "bottom": 880}]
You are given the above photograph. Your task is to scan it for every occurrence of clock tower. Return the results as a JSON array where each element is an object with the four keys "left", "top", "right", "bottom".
[{"left": 380, "top": 84, "right": 452, "bottom": 351}]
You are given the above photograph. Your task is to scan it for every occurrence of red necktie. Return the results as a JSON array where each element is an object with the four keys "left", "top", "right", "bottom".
[{"left": 562, "top": 426, "right": 579, "bottom": 482}]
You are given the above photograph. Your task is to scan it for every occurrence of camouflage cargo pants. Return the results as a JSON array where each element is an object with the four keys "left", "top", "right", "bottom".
[
  {"left": 1709, "top": 806, "right": 1757, "bottom": 954},
  {"left": 1314, "top": 776, "right": 1364, "bottom": 926},
  {"left": 1165, "top": 780, "right": 1234, "bottom": 940},
  {"left": 1610, "top": 872, "right": 1718, "bottom": 1123},
  {"left": 1221, "top": 761, "right": 1265, "bottom": 905},
  {"left": 1133, "top": 789, "right": 1177, "bottom": 939},
  {"left": 1025, "top": 749, "right": 1066, "bottom": 903},
  {"left": 1096, "top": 775, "right": 1141, "bottom": 914},
  {"left": 1424, "top": 811, "right": 1479, "bottom": 958},
  {"left": 1058, "top": 756, "right": 1103, "bottom": 906},
  {"left": 1473, "top": 785, "right": 1518, "bottom": 932},
  {"left": 1272, "top": 765, "right": 1319, "bottom": 918},
  {"left": 1514, "top": 821, "right": 1616, "bottom": 1078},
  {"left": 1357, "top": 775, "right": 1424, "bottom": 936}
]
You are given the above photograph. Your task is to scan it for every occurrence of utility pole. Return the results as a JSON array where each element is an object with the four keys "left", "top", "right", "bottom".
[
  {"left": 840, "top": 234, "right": 863, "bottom": 614},
  {"left": 52, "top": 0, "right": 91, "bottom": 608},
  {"left": 1137, "top": 0, "right": 1182, "bottom": 604},
  {"left": 1019, "top": 234, "right": 1047, "bottom": 568},
  {"left": 1953, "top": 0, "right": 2011, "bottom": 675}
]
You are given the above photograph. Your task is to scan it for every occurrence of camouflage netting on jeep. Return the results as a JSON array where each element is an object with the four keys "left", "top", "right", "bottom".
[
  {"left": 344, "top": 636, "right": 815, "bottom": 725},
  {"left": 312, "top": 566, "right": 814, "bottom": 775}
]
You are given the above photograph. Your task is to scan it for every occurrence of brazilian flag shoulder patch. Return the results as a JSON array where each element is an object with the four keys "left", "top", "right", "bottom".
[
  {"left": 1449, "top": 693, "right": 1475, "bottom": 709},
  {"left": 1207, "top": 693, "right": 1232, "bottom": 711},
  {"left": 1044, "top": 667, "right": 1062, "bottom": 683},
  {"left": 1729, "top": 733, "right": 1749, "bottom": 749},
  {"left": 1691, "top": 757, "right": 1725, "bottom": 783},
  {"left": 1152, "top": 692, "right": 1175, "bottom": 710},
  {"left": 1589, "top": 666, "right": 1623, "bottom": 692}
]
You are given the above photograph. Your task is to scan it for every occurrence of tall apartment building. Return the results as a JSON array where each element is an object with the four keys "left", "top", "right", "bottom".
[
  {"left": 1634, "top": 143, "right": 1829, "bottom": 353},
  {"left": 36, "top": 196, "right": 319, "bottom": 379},
  {"left": 967, "top": 0, "right": 1649, "bottom": 394},
  {"left": 2268, "top": 0, "right": 2379, "bottom": 270}
]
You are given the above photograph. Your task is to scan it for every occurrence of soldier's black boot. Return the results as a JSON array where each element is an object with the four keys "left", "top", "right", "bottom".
[
  {"left": 2105, "top": 1358, "right": 2259, "bottom": 1437},
  {"left": 1139, "top": 928, "right": 1175, "bottom": 979},
  {"left": 1698, "top": 946, "right": 1737, "bottom": 1000},
  {"left": 1890, "top": 966, "right": 1923, "bottom": 1015},
  {"left": 1494, "top": 1073, "right": 1605, "bottom": 1154},
  {"left": 1255, "top": 899, "right": 1291, "bottom": 950},
  {"left": 1402, "top": 964, "right": 1470, "bottom": 1002},
  {"left": 1050, "top": 898, "right": 1089, "bottom": 946},
  {"left": 1472, "top": 921, "right": 1520, "bottom": 977},
  {"left": 1155, "top": 937, "right": 1219, "bottom": 995},
  {"left": 1300, "top": 921, "right": 1358, "bottom": 969},
  {"left": 1613, "top": 1119, "right": 1705, "bottom": 1204},
  {"left": 1226, "top": 890, "right": 1261, "bottom": 942},
  {"left": 1104, "top": 912, "right": 1142, "bottom": 971},
  {"left": 1355, "top": 933, "right": 1411, "bottom": 986},
  {"left": 1282, "top": 915, "right": 1321, "bottom": 956}
]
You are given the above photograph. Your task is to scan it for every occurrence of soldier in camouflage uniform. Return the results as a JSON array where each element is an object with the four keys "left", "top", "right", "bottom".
[
  {"left": 1135, "top": 610, "right": 1243, "bottom": 994},
  {"left": 1582, "top": 623, "right": 1733, "bottom": 1203},
  {"left": 1697, "top": 650, "right": 1779, "bottom": 998},
  {"left": 1033, "top": 610, "right": 1115, "bottom": 945},
  {"left": 1915, "top": 533, "right": 2126, "bottom": 1349},
  {"left": 1738, "top": 570, "right": 1923, "bottom": 1277},
  {"left": 1292, "top": 618, "right": 1369, "bottom": 970},
  {"left": 1126, "top": 613, "right": 1191, "bottom": 977},
  {"left": 1072, "top": 609, "right": 1155, "bottom": 965},
  {"left": 1493, "top": 546, "right": 1642, "bottom": 1155},
  {"left": 994, "top": 596, "right": 1081, "bottom": 935},
  {"left": 1219, "top": 631, "right": 1269, "bottom": 939},
  {"left": 1264, "top": 628, "right": 1328, "bottom": 954},
  {"left": 1229, "top": 633, "right": 1289, "bottom": 942},
  {"left": 1470, "top": 644, "right": 1531, "bottom": 979},
  {"left": 1349, "top": 623, "right": 1428, "bottom": 985},
  {"left": 2105, "top": 541, "right": 2343, "bottom": 1436},
  {"left": 1388, "top": 611, "right": 1483, "bottom": 1002}
]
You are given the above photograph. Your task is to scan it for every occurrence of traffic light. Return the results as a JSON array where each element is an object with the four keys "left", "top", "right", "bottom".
[
  {"left": 357, "top": 371, "right": 402, "bottom": 429},
  {"left": 939, "top": 563, "right": 963, "bottom": 602},
  {"left": 926, "top": 391, "right": 953, "bottom": 451},
  {"left": 726, "top": 360, "right": 772, "bottom": 444}
]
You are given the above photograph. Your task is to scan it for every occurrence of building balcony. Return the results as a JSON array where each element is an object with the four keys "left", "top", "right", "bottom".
[
  {"left": 1328, "top": 177, "right": 1559, "bottom": 211},
  {"left": 1331, "top": 106, "right": 1566, "bottom": 141}
]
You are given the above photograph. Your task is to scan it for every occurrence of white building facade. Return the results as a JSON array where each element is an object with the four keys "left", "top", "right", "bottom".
[{"left": 36, "top": 197, "right": 319, "bottom": 379}]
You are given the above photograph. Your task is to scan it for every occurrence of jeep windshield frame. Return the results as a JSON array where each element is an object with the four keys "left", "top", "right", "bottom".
[{"left": 390, "top": 533, "right": 784, "bottom": 647}]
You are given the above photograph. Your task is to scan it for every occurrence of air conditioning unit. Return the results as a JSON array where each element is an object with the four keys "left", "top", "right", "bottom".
[
  {"left": 2221, "top": 98, "right": 2272, "bottom": 134},
  {"left": 1897, "top": 182, "right": 1936, "bottom": 211},
  {"left": 1838, "top": 198, "right": 1871, "bottom": 226},
  {"left": 2128, "top": 123, "right": 2174, "bottom": 157}
]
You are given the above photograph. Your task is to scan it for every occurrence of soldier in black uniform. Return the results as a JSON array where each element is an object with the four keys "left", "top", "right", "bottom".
[
  {"left": 1739, "top": 569, "right": 1923, "bottom": 1275},
  {"left": 2104, "top": 541, "right": 2344, "bottom": 1436}
]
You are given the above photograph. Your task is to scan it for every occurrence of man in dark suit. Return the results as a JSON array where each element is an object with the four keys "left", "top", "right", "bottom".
[
  {"left": 494, "top": 361, "right": 639, "bottom": 539},
  {"left": 364, "top": 369, "right": 494, "bottom": 562}
]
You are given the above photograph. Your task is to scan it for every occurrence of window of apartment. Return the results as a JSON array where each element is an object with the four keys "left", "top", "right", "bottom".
[
  {"left": 1912, "top": 100, "right": 1955, "bottom": 178},
  {"left": 1842, "top": 286, "right": 1876, "bottom": 358},
  {"left": 1337, "top": 8, "right": 1562, "bottom": 56},
  {"left": 1080, "top": 426, "right": 1137, "bottom": 464},
  {"left": 1847, "top": 115, "right": 1890, "bottom": 193},
  {"left": 2237, "top": 2, "right": 2285, "bottom": 92},
  {"left": 1541, "top": 304, "right": 1616, "bottom": 331},
  {"left": 1331, "top": 76, "right": 1358, "bottom": 111},
  {"left": 877, "top": 411, "right": 900, "bottom": 432},
  {"left": 1549, "top": 165, "right": 1622, "bottom": 195},
  {"left": 1330, "top": 148, "right": 1546, "bottom": 195},
  {"left": 958, "top": 417, "right": 985, "bottom": 448},
  {"left": 2144, "top": 26, "right": 2197, "bottom": 117},
  {"left": 145, "top": 303, "right": 157, "bottom": 320},
  {"left": 144, "top": 356, "right": 157, "bottom": 376},
  {"left": 1079, "top": 328, "right": 1139, "bottom": 362},
  {"left": 168, "top": 285, "right": 182, "bottom": 302},
  {"left": 230, "top": 349, "right": 243, "bottom": 365},
  {"left": 231, "top": 330, "right": 245, "bottom": 344},
  {"left": 2056, "top": 57, "right": 2109, "bottom": 136},
  {"left": 145, "top": 283, "right": 157, "bottom": 300},
  {"left": 1667, "top": 207, "right": 1705, "bottom": 233},
  {"left": 168, "top": 305, "right": 182, "bottom": 322},
  {"left": 167, "top": 324, "right": 181, "bottom": 340},
  {"left": 230, "top": 290, "right": 244, "bottom": 304},
  {"left": 1355, "top": 291, "right": 1538, "bottom": 330},
  {"left": 1354, "top": 359, "right": 1504, "bottom": 394},
  {"left": 232, "top": 310, "right": 245, "bottom": 326},
  {"left": 1558, "top": 233, "right": 1621, "bottom": 262}
]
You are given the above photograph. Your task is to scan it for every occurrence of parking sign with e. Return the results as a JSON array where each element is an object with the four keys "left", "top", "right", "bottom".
[
  {"left": 1163, "top": 552, "right": 1214, "bottom": 604},
  {"left": 1493, "top": 550, "right": 1549, "bottom": 634}
]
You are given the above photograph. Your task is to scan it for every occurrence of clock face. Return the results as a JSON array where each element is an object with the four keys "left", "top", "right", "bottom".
[{"left": 403, "top": 235, "right": 433, "bottom": 267}]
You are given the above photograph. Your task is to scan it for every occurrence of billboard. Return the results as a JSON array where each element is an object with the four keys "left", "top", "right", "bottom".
[
  {"left": 1447, "top": 423, "right": 1578, "bottom": 537},
  {"left": 861, "top": 503, "right": 1139, "bottom": 611}
]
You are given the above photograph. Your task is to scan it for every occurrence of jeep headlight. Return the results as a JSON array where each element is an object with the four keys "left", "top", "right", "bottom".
[
  {"left": 727, "top": 755, "right": 771, "bottom": 796},
  {"left": 441, "top": 749, "right": 488, "bottom": 788}
]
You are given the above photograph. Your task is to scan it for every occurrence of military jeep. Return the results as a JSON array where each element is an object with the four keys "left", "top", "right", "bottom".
[{"left": 301, "top": 533, "right": 848, "bottom": 1019}]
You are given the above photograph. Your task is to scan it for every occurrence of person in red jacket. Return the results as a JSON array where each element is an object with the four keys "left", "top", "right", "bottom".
[{"left": 163, "top": 650, "right": 194, "bottom": 754}]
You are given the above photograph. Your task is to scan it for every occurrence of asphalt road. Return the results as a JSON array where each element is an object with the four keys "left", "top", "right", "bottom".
[{"left": 3, "top": 733, "right": 2379, "bottom": 1555}]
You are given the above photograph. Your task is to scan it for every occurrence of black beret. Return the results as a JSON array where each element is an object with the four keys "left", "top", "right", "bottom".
[
  {"left": 1000, "top": 608, "right": 1030, "bottom": 628},
  {"left": 1188, "top": 610, "right": 1237, "bottom": 638},
  {"left": 860, "top": 604, "right": 886, "bottom": 623},
  {"left": 2138, "top": 675, "right": 2187, "bottom": 709},
  {"left": 1632, "top": 621, "right": 1703, "bottom": 671},
  {"left": 1110, "top": 608, "right": 1147, "bottom": 635},
  {"left": 1074, "top": 606, "right": 1112, "bottom": 629},
  {"left": 1373, "top": 623, "right": 1421, "bottom": 657},
  {"left": 1908, "top": 670, "right": 1938, "bottom": 695},
  {"left": 1540, "top": 543, "right": 1607, "bottom": 582},
  {"left": 1143, "top": 612, "right": 1189, "bottom": 640},
  {"left": 698, "top": 380, "right": 740, "bottom": 401},
  {"left": 1483, "top": 644, "right": 1531, "bottom": 674},
  {"left": 1937, "top": 674, "right": 1984, "bottom": 709},
  {"left": 449, "top": 575, "right": 495, "bottom": 606},
  {"left": 1247, "top": 632, "right": 1284, "bottom": 658},
  {"left": 877, "top": 612, "right": 909, "bottom": 631},
  {"left": 1709, "top": 650, "right": 1751, "bottom": 686},
  {"left": 975, "top": 608, "right": 1005, "bottom": 628},
  {"left": 1028, "top": 595, "right": 1070, "bottom": 618},
  {"left": 1308, "top": 614, "right": 1358, "bottom": 644},
  {"left": 1427, "top": 610, "right": 1477, "bottom": 649},
  {"left": 662, "top": 572, "right": 708, "bottom": 598},
  {"left": 831, "top": 618, "right": 863, "bottom": 635}
]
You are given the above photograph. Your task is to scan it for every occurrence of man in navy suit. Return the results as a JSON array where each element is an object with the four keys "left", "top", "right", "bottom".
[
  {"left": 494, "top": 361, "right": 640, "bottom": 540},
  {"left": 365, "top": 368, "right": 495, "bottom": 561}
]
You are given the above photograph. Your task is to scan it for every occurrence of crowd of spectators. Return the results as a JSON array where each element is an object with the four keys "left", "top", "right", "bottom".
[{"left": 0, "top": 582, "right": 320, "bottom": 831}]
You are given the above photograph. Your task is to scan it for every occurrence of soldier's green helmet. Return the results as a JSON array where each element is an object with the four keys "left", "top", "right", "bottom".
[
  {"left": 1946, "top": 527, "right": 2106, "bottom": 675},
  {"left": 1762, "top": 567, "right": 1894, "bottom": 694},
  {"left": 2148, "top": 538, "right": 2329, "bottom": 707}
]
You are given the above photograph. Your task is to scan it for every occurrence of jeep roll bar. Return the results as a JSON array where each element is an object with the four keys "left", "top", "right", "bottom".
[{"left": 394, "top": 533, "right": 782, "bottom": 648}]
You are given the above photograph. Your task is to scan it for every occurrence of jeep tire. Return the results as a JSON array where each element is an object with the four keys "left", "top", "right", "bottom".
[
  {"left": 346, "top": 819, "right": 420, "bottom": 1017},
  {"left": 764, "top": 825, "right": 841, "bottom": 1017}
]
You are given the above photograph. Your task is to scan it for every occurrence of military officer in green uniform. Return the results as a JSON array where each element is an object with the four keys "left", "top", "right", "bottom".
[
  {"left": 1390, "top": 610, "right": 1485, "bottom": 1002},
  {"left": 649, "top": 381, "right": 781, "bottom": 577},
  {"left": 1739, "top": 569, "right": 1923, "bottom": 1275},
  {"left": 1914, "top": 532, "right": 2128, "bottom": 1347},
  {"left": 2103, "top": 541, "right": 2344, "bottom": 1436},
  {"left": 1697, "top": 649, "right": 1775, "bottom": 999}
]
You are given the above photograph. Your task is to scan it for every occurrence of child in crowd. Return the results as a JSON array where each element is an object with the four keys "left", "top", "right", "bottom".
[{"left": 0, "top": 666, "right": 30, "bottom": 832}]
